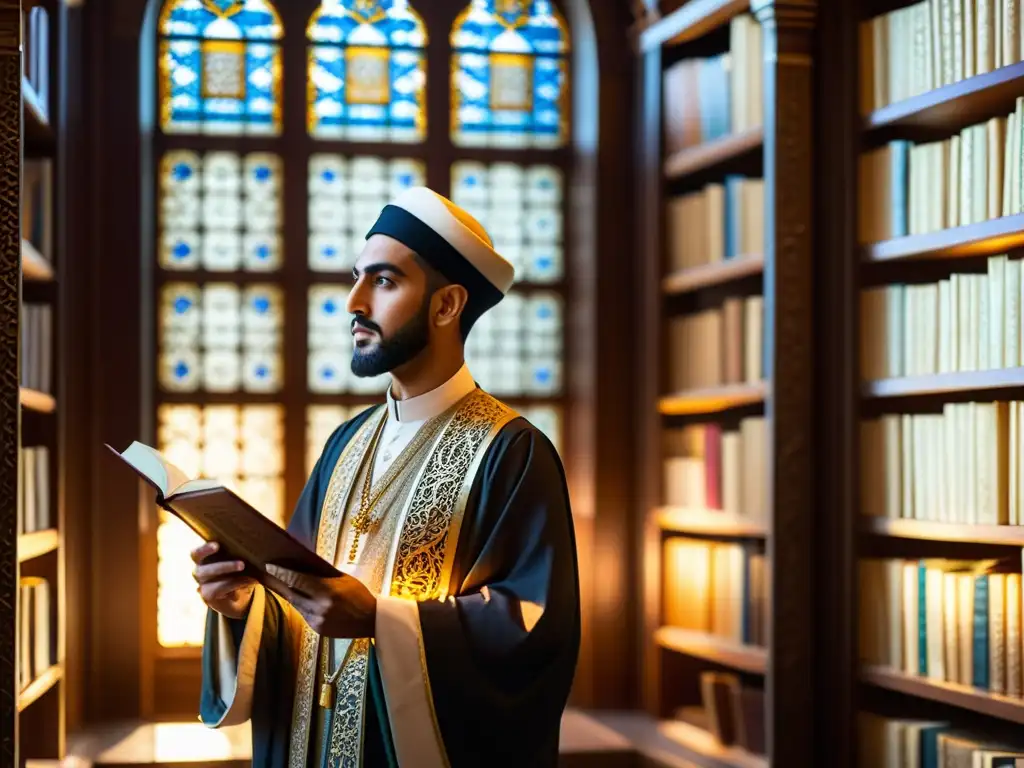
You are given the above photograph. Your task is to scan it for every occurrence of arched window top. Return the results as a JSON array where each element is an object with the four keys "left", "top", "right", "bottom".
[
  {"left": 450, "top": 0, "right": 569, "bottom": 148},
  {"left": 451, "top": 0, "right": 569, "bottom": 56},
  {"left": 306, "top": 0, "right": 427, "bottom": 142},
  {"left": 159, "top": 0, "right": 283, "bottom": 40},
  {"left": 307, "top": 0, "right": 427, "bottom": 48},
  {"left": 158, "top": 0, "right": 284, "bottom": 135}
]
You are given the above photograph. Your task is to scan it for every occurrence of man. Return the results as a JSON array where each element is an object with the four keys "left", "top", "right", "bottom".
[{"left": 190, "top": 187, "right": 581, "bottom": 768}]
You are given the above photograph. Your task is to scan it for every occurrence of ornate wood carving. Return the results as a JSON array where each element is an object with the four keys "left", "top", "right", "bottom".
[
  {"left": 0, "top": 0, "right": 19, "bottom": 762},
  {"left": 751, "top": 0, "right": 816, "bottom": 764}
]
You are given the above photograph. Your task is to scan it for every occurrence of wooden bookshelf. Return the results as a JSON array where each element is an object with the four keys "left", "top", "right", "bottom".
[
  {"left": 663, "top": 128, "right": 763, "bottom": 179},
  {"left": 862, "top": 666, "right": 1024, "bottom": 726},
  {"left": 634, "top": 0, "right": 815, "bottom": 763},
  {"left": 657, "top": 507, "right": 768, "bottom": 538},
  {"left": 589, "top": 713, "right": 768, "bottom": 768},
  {"left": 19, "top": 664, "right": 63, "bottom": 714},
  {"left": 662, "top": 256, "right": 764, "bottom": 296},
  {"left": 865, "top": 61, "right": 1024, "bottom": 135},
  {"left": 636, "top": 0, "right": 750, "bottom": 51},
  {"left": 658, "top": 382, "right": 767, "bottom": 416},
  {"left": 863, "top": 517, "right": 1024, "bottom": 546},
  {"left": 654, "top": 627, "right": 767, "bottom": 675},
  {"left": 19, "top": 529, "right": 59, "bottom": 563},
  {"left": 8, "top": 1, "right": 68, "bottom": 765},
  {"left": 852, "top": 0, "right": 1024, "bottom": 760},
  {"left": 863, "top": 368, "right": 1024, "bottom": 399},
  {"left": 862, "top": 213, "right": 1024, "bottom": 263}
]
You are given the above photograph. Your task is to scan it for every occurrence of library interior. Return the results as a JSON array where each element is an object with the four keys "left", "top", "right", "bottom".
[{"left": 8, "top": 0, "right": 1024, "bottom": 765}]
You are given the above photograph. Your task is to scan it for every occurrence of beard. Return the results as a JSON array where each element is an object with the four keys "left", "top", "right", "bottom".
[{"left": 350, "top": 300, "right": 431, "bottom": 378}]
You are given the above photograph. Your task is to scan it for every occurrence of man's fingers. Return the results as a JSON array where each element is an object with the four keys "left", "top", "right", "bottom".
[
  {"left": 193, "top": 559, "right": 245, "bottom": 583},
  {"left": 266, "top": 565, "right": 319, "bottom": 597},
  {"left": 190, "top": 541, "right": 220, "bottom": 563},
  {"left": 200, "top": 576, "right": 252, "bottom": 602},
  {"left": 263, "top": 572, "right": 317, "bottom": 614}
]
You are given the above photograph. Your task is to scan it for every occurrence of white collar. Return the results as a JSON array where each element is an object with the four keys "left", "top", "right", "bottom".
[{"left": 385, "top": 363, "right": 477, "bottom": 423}]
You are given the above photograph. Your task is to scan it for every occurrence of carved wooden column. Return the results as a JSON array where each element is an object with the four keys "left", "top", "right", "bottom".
[
  {"left": 0, "top": 1, "right": 21, "bottom": 761},
  {"left": 753, "top": 0, "right": 817, "bottom": 764}
]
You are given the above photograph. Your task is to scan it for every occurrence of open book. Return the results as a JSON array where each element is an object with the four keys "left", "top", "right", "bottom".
[{"left": 106, "top": 441, "right": 341, "bottom": 579}]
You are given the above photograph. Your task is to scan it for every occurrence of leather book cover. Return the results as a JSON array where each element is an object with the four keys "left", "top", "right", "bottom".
[{"left": 164, "top": 487, "right": 341, "bottom": 580}]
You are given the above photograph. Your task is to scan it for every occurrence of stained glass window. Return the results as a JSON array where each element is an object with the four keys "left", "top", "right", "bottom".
[
  {"left": 307, "top": 405, "right": 358, "bottom": 475},
  {"left": 450, "top": 0, "right": 569, "bottom": 148},
  {"left": 307, "top": 284, "right": 391, "bottom": 394},
  {"left": 159, "top": 282, "right": 284, "bottom": 393},
  {"left": 307, "top": 0, "right": 428, "bottom": 142},
  {"left": 450, "top": 161, "right": 563, "bottom": 284},
  {"left": 308, "top": 154, "right": 425, "bottom": 272},
  {"left": 156, "top": 403, "right": 284, "bottom": 646},
  {"left": 518, "top": 404, "right": 561, "bottom": 454},
  {"left": 158, "top": 0, "right": 284, "bottom": 135},
  {"left": 159, "top": 150, "right": 283, "bottom": 272},
  {"left": 465, "top": 289, "right": 561, "bottom": 396}
]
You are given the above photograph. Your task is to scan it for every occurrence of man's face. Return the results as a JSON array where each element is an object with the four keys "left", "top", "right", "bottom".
[{"left": 347, "top": 235, "right": 432, "bottom": 377}]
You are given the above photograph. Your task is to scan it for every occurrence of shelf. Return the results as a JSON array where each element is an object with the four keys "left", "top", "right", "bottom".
[
  {"left": 22, "top": 76, "right": 49, "bottom": 138},
  {"left": 862, "top": 665, "right": 1024, "bottom": 725},
  {"left": 21, "top": 240, "right": 53, "bottom": 282},
  {"left": 18, "top": 529, "right": 59, "bottom": 563},
  {"left": 865, "top": 62, "right": 1024, "bottom": 136},
  {"left": 863, "top": 517, "right": 1024, "bottom": 545},
  {"left": 636, "top": 0, "right": 750, "bottom": 52},
  {"left": 654, "top": 627, "right": 767, "bottom": 675},
  {"left": 19, "top": 387, "right": 55, "bottom": 413},
  {"left": 586, "top": 712, "right": 767, "bottom": 768},
  {"left": 662, "top": 256, "right": 763, "bottom": 296},
  {"left": 18, "top": 663, "right": 62, "bottom": 713},
  {"left": 862, "top": 214, "right": 1024, "bottom": 263},
  {"left": 863, "top": 368, "right": 1024, "bottom": 400},
  {"left": 659, "top": 382, "right": 767, "bottom": 416},
  {"left": 664, "top": 129, "right": 763, "bottom": 180},
  {"left": 657, "top": 507, "right": 768, "bottom": 538}
]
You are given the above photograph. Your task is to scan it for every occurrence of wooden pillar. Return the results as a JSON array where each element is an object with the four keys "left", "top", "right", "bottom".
[
  {"left": 753, "top": 0, "right": 817, "bottom": 763},
  {"left": 0, "top": 1, "right": 21, "bottom": 762}
]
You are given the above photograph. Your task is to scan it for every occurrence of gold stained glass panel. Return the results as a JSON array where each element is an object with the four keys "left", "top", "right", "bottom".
[{"left": 156, "top": 403, "right": 285, "bottom": 647}]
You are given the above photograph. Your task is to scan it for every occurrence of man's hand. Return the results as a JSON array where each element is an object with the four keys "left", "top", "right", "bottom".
[
  {"left": 264, "top": 565, "right": 377, "bottom": 639},
  {"left": 191, "top": 541, "right": 257, "bottom": 621}
]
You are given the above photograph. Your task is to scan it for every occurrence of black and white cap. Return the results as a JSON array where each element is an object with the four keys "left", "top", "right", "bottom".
[{"left": 366, "top": 186, "right": 515, "bottom": 319}]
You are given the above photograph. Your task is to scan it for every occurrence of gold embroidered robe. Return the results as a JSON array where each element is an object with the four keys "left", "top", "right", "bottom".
[{"left": 199, "top": 389, "right": 581, "bottom": 768}]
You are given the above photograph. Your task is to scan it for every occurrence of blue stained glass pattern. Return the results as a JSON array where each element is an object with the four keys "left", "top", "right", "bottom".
[
  {"left": 159, "top": 0, "right": 284, "bottom": 135},
  {"left": 159, "top": 282, "right": 284, "bottom": 393},
  {"left": 450, "top": 0, "right": 569, "bottom": 148},
  {"left": 307, "top": 154, "right": 425, "bottom": 273},
  {"left": 307, "top": 1, "right": 427, "bottom": 142},
  {"left": 451, "top": 161, "right": 563, "bottom": 283},
  {"left": 159, "top": 150, "right": 283, "bottom": 272},
  {"left": 464, "top": 290, "right": 562, "bottom": 397}
]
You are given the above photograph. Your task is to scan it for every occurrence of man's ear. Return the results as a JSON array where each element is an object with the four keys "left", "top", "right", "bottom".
[{"left": 433, "top": 284, "right": 469, "bottom": 330}]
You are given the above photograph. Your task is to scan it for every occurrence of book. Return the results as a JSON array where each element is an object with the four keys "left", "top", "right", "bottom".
[{"left": 106, "top": 441, "right": 341, "bottom": 580}]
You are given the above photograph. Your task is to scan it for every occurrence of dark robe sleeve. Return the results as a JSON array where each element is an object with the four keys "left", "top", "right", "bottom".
[
  {"left": 198, "top": 407, "right": 377, "bottom": 768},
  {"left": 371, "top": 418, "right": 581, "bottom": 768}
]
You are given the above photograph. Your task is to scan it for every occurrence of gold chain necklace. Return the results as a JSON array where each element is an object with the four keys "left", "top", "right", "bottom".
[
  {"left": 319, "top": 408, "right": 451, "bottom": 709},
  {"left": 346, "top": 410, "right": 448, "bottom": 563}
]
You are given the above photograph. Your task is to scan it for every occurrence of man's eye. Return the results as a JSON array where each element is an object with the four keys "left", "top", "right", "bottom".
[{"left": 375, "top": 276, "right": 392, "bottom": 287}]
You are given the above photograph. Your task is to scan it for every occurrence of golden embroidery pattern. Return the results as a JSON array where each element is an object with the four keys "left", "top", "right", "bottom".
[
  {"left": 288, "top": 411, "right": 382, "bottom": 768},
  {"left": 390, "top": 390, "right": 515, "bottom": 600},
  {"left": 328, "top": 638, "right": 371, "bottom": 767}
]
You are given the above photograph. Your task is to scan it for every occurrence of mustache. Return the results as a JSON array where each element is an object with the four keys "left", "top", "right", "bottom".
[{"left": 351, "top": 316, "right": 382, "bottom": 335}]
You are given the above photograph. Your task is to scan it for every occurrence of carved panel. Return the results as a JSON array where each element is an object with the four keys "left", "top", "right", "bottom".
[
  {"left": 753, "top": 0, "right": 817, "bottom": 765},
  {"left": 0, "top": 0, "right": 20, "bottom": 762}
]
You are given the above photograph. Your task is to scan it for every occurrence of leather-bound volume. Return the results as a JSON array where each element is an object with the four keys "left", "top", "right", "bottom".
[{"left": 106, "top": 441, "right": 341, "bottom": 580}]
